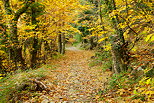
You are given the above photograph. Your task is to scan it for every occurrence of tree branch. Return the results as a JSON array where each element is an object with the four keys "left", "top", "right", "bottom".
[
  {"left": 13, "top": 0, "right": 32, "bottom": 21},
  {"left": 118, "top": 15, "right": 142, "bottom": 51},
  {"left": 2, "top": 0, "right": 13, "bottom": 15}
]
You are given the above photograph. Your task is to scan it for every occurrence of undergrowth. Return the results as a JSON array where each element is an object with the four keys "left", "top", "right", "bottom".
[
  {"left": 89, "top": 50, "right": 112, "bottom": 71},
  {"left": 0, "top": 65, "right": 53, "bottom": 103},
  {"left": 98, "top": 68, "right": 154, "bottom": 102},
  {"left": 92, "top": 50, "right": 154, "bottom": 102}
]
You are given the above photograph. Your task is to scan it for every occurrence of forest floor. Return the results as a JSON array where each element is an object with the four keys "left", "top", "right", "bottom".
[{"left": 26, "top": 47, "right": 111, "bottom": 103}]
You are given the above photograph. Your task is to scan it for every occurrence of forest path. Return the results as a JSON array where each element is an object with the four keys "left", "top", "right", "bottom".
[{"left": 42, "top": 47, "right": 110, "bottom": 102}]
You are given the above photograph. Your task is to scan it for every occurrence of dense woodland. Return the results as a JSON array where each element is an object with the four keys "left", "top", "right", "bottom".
[{"left": 0, "top": 0, "right": 154, "bottom": 102}]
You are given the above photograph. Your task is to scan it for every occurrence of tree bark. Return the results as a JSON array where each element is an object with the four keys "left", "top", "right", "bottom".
[
  {"left": 58, "top": 34, "right": 62, "bottom": 54},
  {"left": 58, "top": 33, "right": 65, "bottom": 54},
  {"left": 111, "top": 38, "right": 127, "bottom": 73},
  {"left": 102, "top": 0, "right": 128, "bottom": 73},
  {"left": 111, "top": 0, "right": 128, "bottom": 73},
  {"left": 31, "top": 37, "right": 38, "bottom": 67},
  {"left": 3, "top": 0, "right": 32, "bottom": 67},
  {"left": 30, "top": 3, "right": 39, "bottom": 68},
  {"left": 61, "top": 33, "right": 65, "bottom": 54}
]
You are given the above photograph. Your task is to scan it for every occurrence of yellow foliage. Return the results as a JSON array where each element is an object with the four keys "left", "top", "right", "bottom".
[
  {"left": 0, "top": 50, "right": 5, "bottom": 55},
  {"left": 109, "top": 10, "right": 118, "bottom": 17},
  {"left": 103, "top": 44, "right": 111, "bottom": 51},
  {"left": 116, "top": 89, "right": 126, "bottom": 95},
  {"left": 0, "top": 77, "right": 3, "bottom": 79},
  {"left": 135, "top": 77, "right": 154, "bottom": 100},
  {"left": 98, "top": 37, "right": 108, "bottom": 43},
  {"left": 38, "top": 0, "right": 86, "bottom": 38},
  {"left": 10, "top": 0, "right": 24, "bottom": 11},
  {"left": 145, "top": 34, "right": 154, "bottom": 42}
]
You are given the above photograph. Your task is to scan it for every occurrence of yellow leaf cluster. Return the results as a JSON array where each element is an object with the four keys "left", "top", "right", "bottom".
[
  {"left": 37, "top": 0, "right": 87, "bottom": 38},
  {"left": 145, "top": 34, "right": 154, "bottom": 42},
  {"left": 135, "top": 77, "right": 154, "bottom": 100},
  {"left": 98, "top": 37, "right": 108, "bottom": 43}
]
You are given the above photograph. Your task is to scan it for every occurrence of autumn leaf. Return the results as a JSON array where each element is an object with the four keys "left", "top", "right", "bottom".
[{"left": 98, "top": 37, "right": 108, "bottom": 42}]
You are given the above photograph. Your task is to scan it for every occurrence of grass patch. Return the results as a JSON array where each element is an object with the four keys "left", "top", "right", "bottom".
[
  {"left": 72, "top": 42, "right": 80, "bottom": 47},
  {"left": 89, "top": 60, "right": 102, "bottom": 67},
  {"left": 0, "top": 66, "right": 53, "bottom": 103},
  {"left": 101, "top": 61, "right": 112, "bottom": 72},
  {"left": 52, "top": 52, "right": 64, "bottom": 59}
]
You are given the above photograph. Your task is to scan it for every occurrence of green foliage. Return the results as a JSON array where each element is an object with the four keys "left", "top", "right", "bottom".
[
  {"left": 89, "top": 59, "right": 102, "bottom": 67},
  {"left": 101, "top": 60, "right": 112, "bottom": 71},
  {"left": 97, "top": 51, "right": 112, "bottom": 70},
  {"left": 72, "top": 34, "right": 82, "bottom": 46},
  {"left": 30, "top": 2, "right": 45, "bottom": 17},
  {"left": 146, "top": 68, "right": 154, "bottom": 77},
  {"left": 95, "top": 51, "right": 111, "bottom": 61},
  {"left": 108, "top": 72, "right": 144, "bottom": 90},
  {"left": 109, "top": 73, "right": 125, "bottom": 89},
  {"left": 89, "top": 51, "right": 112, "bottom": 72}
]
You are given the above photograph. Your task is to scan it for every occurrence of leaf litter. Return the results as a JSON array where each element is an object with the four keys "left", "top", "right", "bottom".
[{"left": 25, "top": 48, "right": 111, "bottom": 103}]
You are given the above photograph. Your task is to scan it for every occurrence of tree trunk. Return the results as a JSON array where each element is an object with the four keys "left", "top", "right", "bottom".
[
  {"left": 3, "top": 0, "right": 31, "bottom": 68},
  {"left": 9, "top": 19, "right": 25, "bottom": 67},
  {"left": 31, "top": 37, "right": 38, "bottom": 68},
  {"left": 89, "top": 37, "right": 97, "bottom": 50},
  {"left": 58, "top": 34, "right": 62, "bottom": 54},
  {"left": 111, "top": 40, "right": 127, "bottom": 73},
  {"left": 111, "top": 0, "right": 128, "bottom": 73},
  {"left": 30, "top": 4, "right": 39, "bottom": 68},
  {"left": 61, "top": 33, "right": 65, "bottom": 54},
  {"left": 58, "top": 33, "right": 65, "bottom": 54}
]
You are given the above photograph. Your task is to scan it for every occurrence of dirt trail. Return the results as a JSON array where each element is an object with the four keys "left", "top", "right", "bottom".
[{"left": 39, "top": 47, "right": 110, "bottom": 102}]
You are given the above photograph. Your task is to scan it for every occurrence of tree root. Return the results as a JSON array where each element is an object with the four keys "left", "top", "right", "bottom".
[{"left": 29, "top": 78, "right": 51, "bottom": 93}]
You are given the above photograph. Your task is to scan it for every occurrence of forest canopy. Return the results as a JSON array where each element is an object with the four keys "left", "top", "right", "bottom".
[{"left": 0, "top": 0, "right": 153, "bottom": 102}]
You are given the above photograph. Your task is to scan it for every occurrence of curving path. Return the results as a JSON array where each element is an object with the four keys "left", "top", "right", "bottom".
[{"left": 27, "top": 47, "right": 110, "bottom": 103}]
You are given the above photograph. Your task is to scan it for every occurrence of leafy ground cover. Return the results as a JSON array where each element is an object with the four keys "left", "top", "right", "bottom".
[
  {"left": 37, "top": 48, "right": 111, "bottom": 102},
  {"left": 0, "top": 66, "right": 53, "bottom": 102},
  {"left": 1, "top": 47, "right": 153, "bottom": 103},
  {"left": 0, "top": 47, "right": 111, "bottom": 102}
]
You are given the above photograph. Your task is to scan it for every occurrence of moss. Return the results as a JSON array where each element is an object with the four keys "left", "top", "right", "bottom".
[{"left": 0, "top": 66, "right": 53, "bottom": 102}]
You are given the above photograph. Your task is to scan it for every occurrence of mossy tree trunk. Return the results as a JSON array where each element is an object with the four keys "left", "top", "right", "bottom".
[
  {"left": 110, "top": 36, "right": 128, "bottom": 73},
  {"left": 103, "top": 0, "right": 128, "bottom": 73},
  {"left": 3, "top": 0, "right": 32, "bottom": 67},
  {"left": 111, "top": 0, "right": 128, "bottom": 73},
  {"left": 30, "top": 2, "right": 39, "bottom": 68}
]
